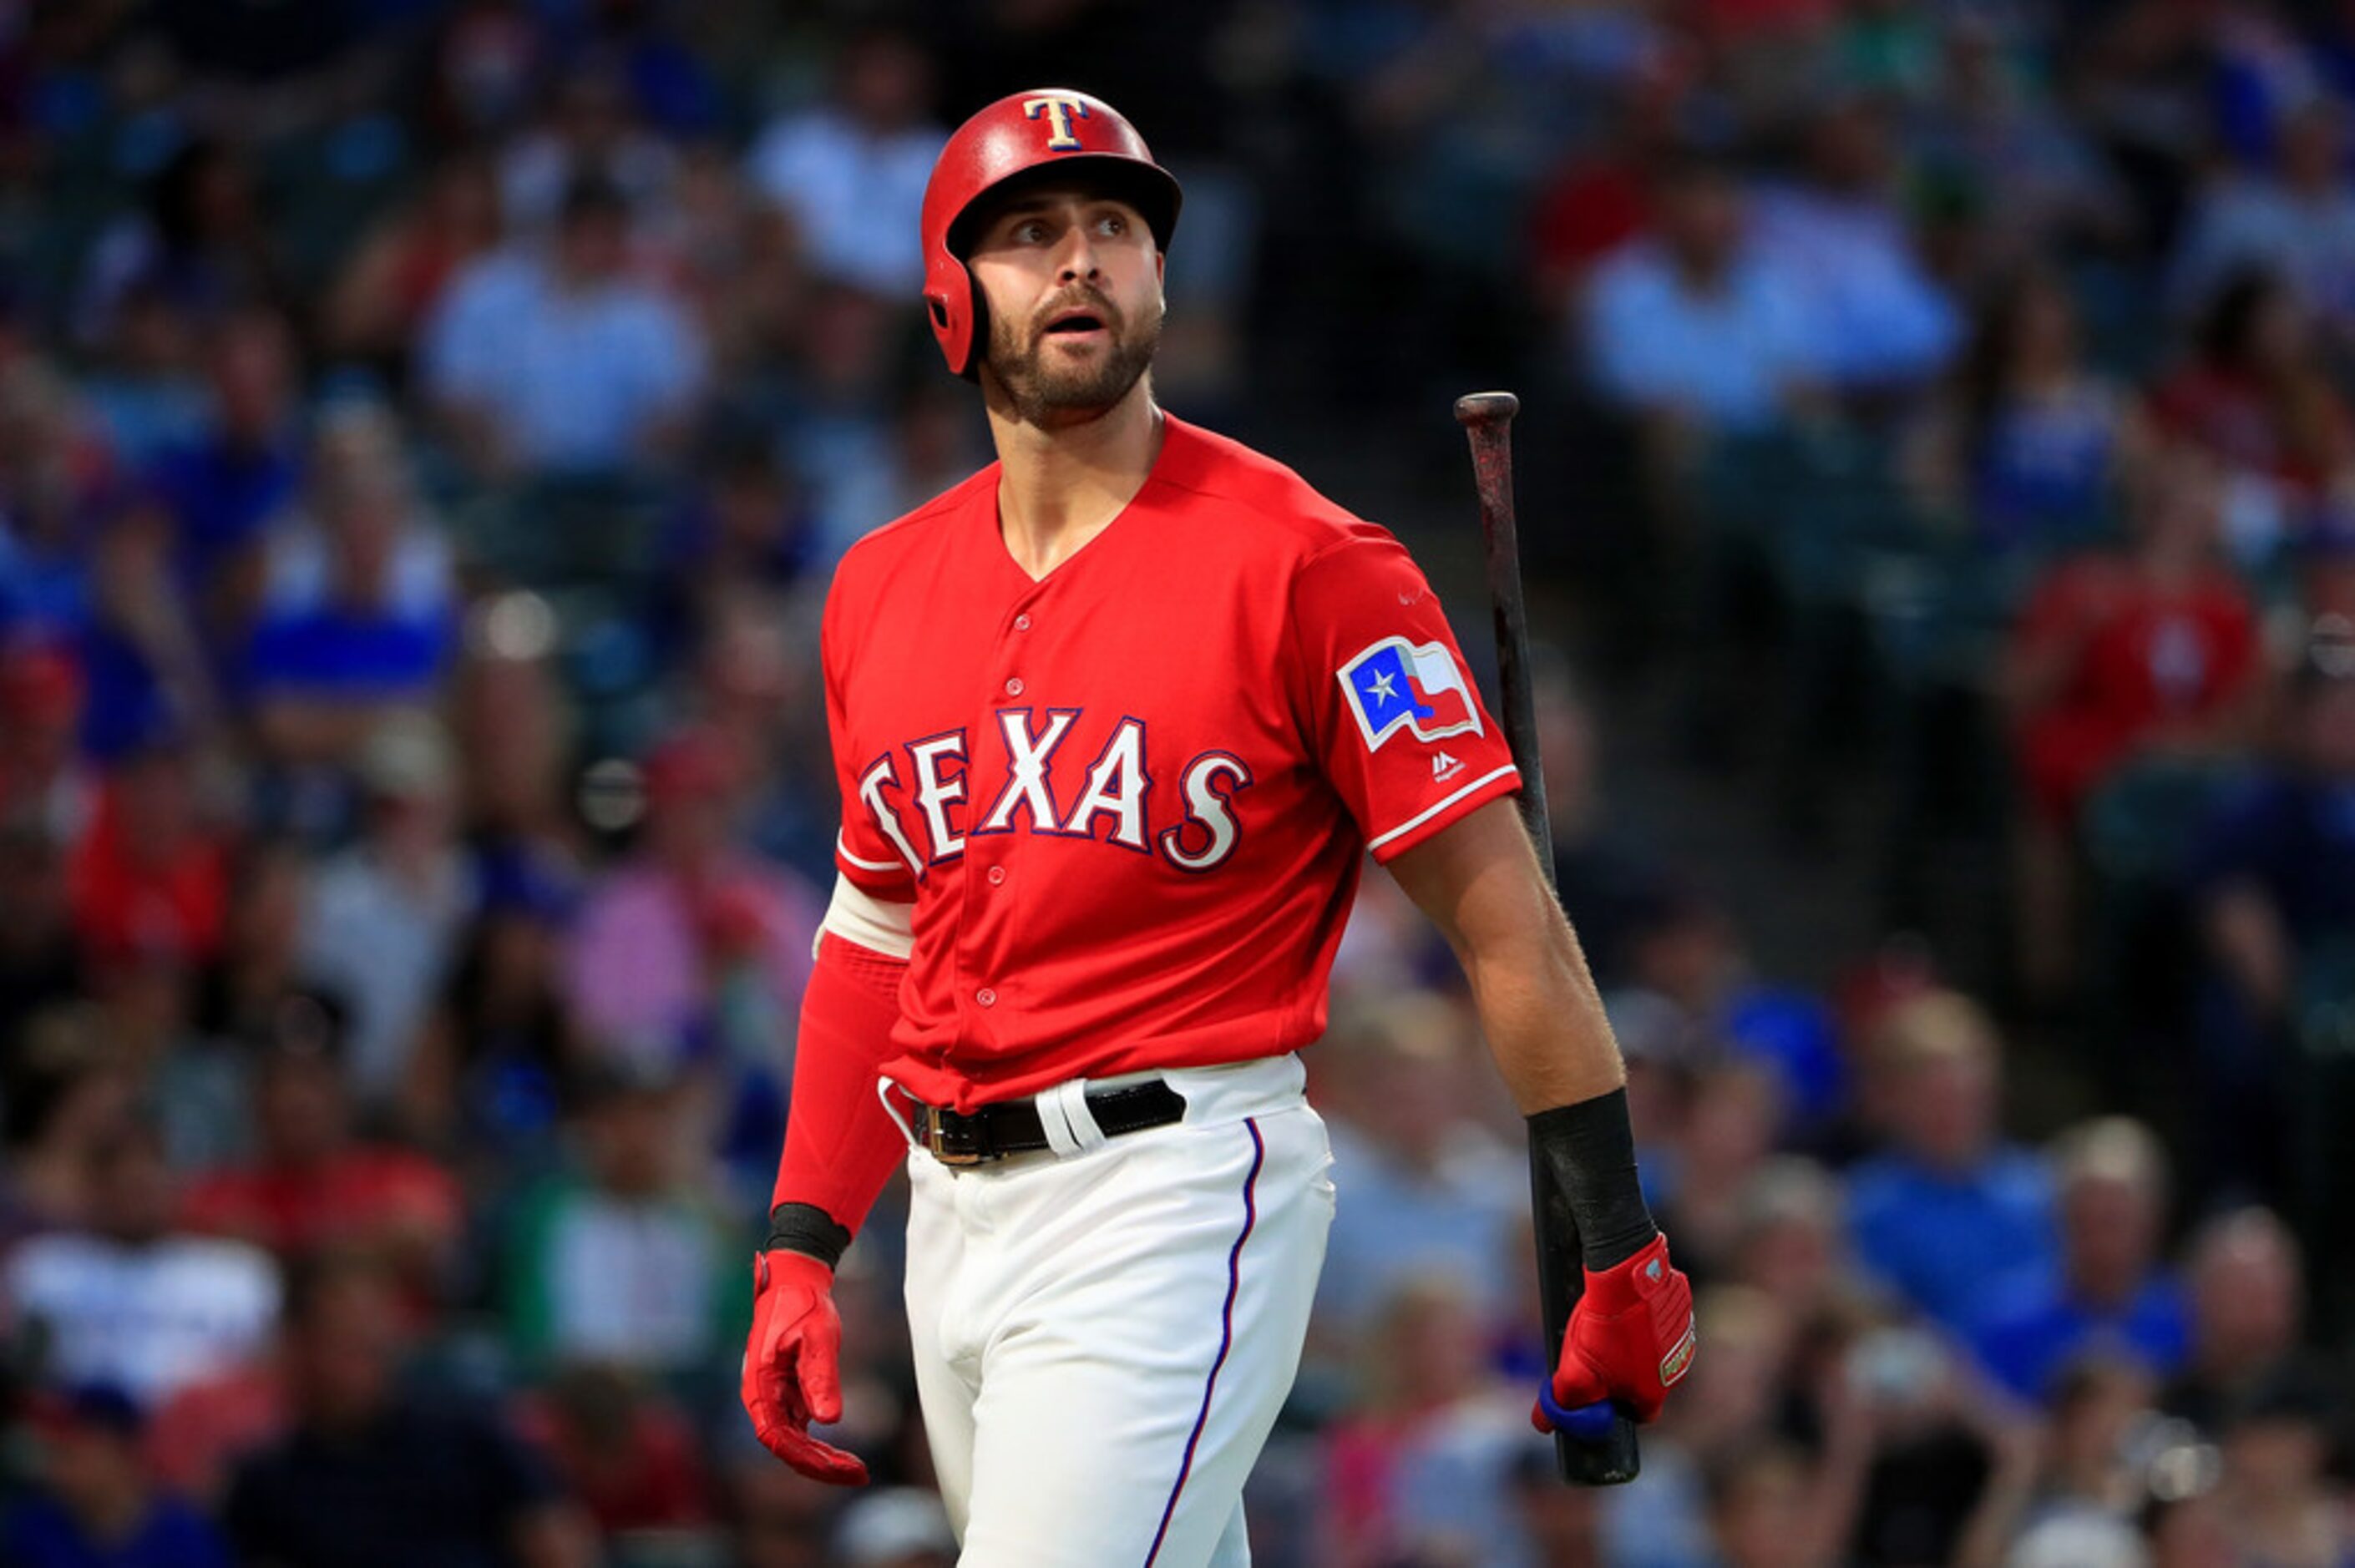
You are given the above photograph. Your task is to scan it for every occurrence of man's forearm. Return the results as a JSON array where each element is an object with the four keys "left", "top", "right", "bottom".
[
  {"left": 1387, "top": 800, "right": 1629, "bottom": 1113},
  {"left": 1459, "top": 908, "right": 1627, "bottom": 1114},
  {"left": 1485, "top": 921, "right": 1659, "bottom": 1271},
  {"left": 1387, "top": 802, "right": 1655, "bottom": 1273}
]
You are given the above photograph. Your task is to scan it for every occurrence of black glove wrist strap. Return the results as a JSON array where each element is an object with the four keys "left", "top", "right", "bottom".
[
  {"left": 1527, "top": 1087, "right": 1659, "bottom": 1273},
  {"left": 762, "top": 1201, "right": 852, "bottom": 1270}
]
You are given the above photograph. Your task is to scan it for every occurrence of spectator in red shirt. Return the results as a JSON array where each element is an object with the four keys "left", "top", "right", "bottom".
[
  {"left": 2006, "top": 455, "right": 2263, "bottom": 772},
  {"left": 180, "top": 1007, "right": 461, "bottom": 1303},
  {"left": 1526, "top": 66, "right": 1690, "bottom": 316},
  {"left": 65, "top": 731, "right": 230, "bottom": 974},
  {"left": 2002, "top": 443, "right": 2263, "bottom": 999}
]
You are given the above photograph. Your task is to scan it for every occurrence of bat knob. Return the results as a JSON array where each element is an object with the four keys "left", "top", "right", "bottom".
[
  {"left": 1537, "top": 1383, "right": 1620, "bottom": 1444},
  {"left": 1453, "top": 391, "right": 1521, "bottom": 428}
]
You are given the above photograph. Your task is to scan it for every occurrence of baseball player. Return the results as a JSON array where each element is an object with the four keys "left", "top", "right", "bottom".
[{"left": 742, "top": 89, "right": 1696, "bottom": 1565}]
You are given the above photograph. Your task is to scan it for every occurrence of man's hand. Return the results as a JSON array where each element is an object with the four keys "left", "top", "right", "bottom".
[
  {"left": 1535, "top": 1233, "right": 1696, "bottom": 1432},
  {"left": 742, "top": 1250, "right": 869, "bottom": 1485}
]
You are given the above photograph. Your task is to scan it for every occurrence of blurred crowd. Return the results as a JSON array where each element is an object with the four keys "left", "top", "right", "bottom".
[{"left": 0, "top": 1, "right": 2351, "bottom": 1565}]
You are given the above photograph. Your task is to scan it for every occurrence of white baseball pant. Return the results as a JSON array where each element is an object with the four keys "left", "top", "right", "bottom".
[{"left": 899, "top": 1053, "right": 1334, "bottom": 1567}]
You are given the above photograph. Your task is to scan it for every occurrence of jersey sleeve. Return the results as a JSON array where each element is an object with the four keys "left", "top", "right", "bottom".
[
  {"left": 1286, "top": 532, "right": 1522, "bottom": 862},
  {"left": 823, "top": 580, "right": 919, "bottom": 901}
]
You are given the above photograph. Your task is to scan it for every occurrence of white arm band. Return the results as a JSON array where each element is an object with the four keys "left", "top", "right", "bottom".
[{"left": 818, "top": 873, "right": 916, "bottom": 960}]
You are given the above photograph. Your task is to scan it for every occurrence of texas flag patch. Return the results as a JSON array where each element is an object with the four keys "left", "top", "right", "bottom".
[{"left": 1339, "top": 636, "right": 1485, "bottom": 751}]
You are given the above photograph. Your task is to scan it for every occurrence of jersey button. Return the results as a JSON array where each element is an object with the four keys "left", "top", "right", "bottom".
[
  {"left": 1004, "top": 677, "right": 1025, "bottom": 696},
  {"left": 1013, "top": 614, "right": 1031, "bottom": 631},
  {"left": 986, "top": 866, "right": 1006, "bottom": 886},
  {"left": 976, "top": 988, "right": 997, "bottom": 1008}
]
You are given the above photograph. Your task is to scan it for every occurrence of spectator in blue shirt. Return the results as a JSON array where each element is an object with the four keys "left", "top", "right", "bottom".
[
  {"left": 1608, "top": 883, "right": 1850, "bottom": 1136},
  {"left": 1905, "top": 267, "right": 2143, "bottom": 556},
  {"left": 1751, "top": 96, "right": 1963, "bottom": 397},
  {"left": 2169, "top": 99, "right": 2355, "bottom": 343},
  {"left": 421, "top": 173, "right": 706, "bottom": 481},
  {"left": 1847, "top": 989, "right": 2056, "bottom": 1331},
  {"left": 0, "top": 358, "right": 119, "bottom": 642},
  {"left": 79, "top": 285, "right": 210, "bottom": 472},
  {"left": 2, "top": 1382, "right": 234, "bottom": 1568},
  {"left": 242, "top": 405, "right": 455, "bottom": 770},
  {"left": 147, "top": 308, "right": 304, "bottom": 637},
  {"left": 1969, "top": 1117, "right": 2190, "bottom": 1400},
  {"left": 743, "top": 28, "right": 945, "bottom": 297},
  {"left": 1582, "top": 149, "right": 1815, "bottom": 438},
  {"left": 78, "top": 496, "right": 221, "bottom": 764}
]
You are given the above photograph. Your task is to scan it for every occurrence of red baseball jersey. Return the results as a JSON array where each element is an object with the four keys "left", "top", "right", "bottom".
[{"left": 824, "top": 416, "right": 1520, "bottom": 1108}]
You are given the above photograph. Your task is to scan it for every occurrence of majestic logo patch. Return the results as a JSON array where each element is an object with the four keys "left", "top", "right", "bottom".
[
  {"left": 1340, "top": 637, "right": 1483, "bottom": 751},
  {"left": 1659, "top": 1316, "right": 1699, "bottom": 1388},
  {"left": 1431, "top": 750, "right": 1463, "bottom": 782}
]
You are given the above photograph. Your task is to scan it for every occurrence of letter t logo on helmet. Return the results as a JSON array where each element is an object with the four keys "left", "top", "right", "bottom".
[
  {"left": 1022, "top": 95, "right": 1090, "bottom": 150},
  {"left": 920, "top": 88, "right": 1183, "bottom": 379}
]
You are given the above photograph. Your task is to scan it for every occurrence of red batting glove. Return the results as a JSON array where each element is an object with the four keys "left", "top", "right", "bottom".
[
  {"left": 1534, "top": 1232, "right": 1697, "bottom": 1433},
  {"left": 742, "top": 1250, "right": 869, "bottom": 1485}
]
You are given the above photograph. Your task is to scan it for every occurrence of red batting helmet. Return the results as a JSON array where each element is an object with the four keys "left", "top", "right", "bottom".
[{"left": 920, "top": 89, "right": 1183, "bottom": 378}]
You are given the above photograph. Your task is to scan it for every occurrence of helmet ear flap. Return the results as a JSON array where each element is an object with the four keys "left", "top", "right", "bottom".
[
  {"left": 959, "top": 268, "right": 989, "bottom": 382},
  {"left": 926, "top": 260, "right": 989, "bottom": 381}
]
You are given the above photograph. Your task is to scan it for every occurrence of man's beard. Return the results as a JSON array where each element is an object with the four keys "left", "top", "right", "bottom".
[{"left": 983, "top": 290, "right": 1160, "bottom": 425}]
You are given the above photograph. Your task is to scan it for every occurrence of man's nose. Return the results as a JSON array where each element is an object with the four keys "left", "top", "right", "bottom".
[{"left": 1053, "top": 227, "right": 1102, "bottom": 282}]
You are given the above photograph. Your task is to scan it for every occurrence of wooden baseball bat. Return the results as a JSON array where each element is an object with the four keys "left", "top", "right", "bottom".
[{"left": 1454, "top": 390, "right": 1643, "bottom": 1486}]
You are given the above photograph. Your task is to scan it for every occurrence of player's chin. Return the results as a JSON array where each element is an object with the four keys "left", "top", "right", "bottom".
[
  {"left": 1036, "top": 366, "right": 1117, "bottom": 402},
  {"left": 1035, "top": 359, "right": 1140, "bottom": 409}
]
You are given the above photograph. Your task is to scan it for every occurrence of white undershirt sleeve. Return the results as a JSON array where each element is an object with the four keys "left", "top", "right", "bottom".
[{"left": 817, "top": 873, "right": 916, "bottom": 961}]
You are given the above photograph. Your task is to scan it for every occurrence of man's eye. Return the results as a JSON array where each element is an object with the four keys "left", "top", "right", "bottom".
[{"left": 1100, "top": 215, "right": 1127, "bottom": 235}]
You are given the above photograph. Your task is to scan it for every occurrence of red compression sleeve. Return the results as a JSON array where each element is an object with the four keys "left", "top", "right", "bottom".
[{"left": 769, "top": 932, "right": 912, "bottom": 1237}]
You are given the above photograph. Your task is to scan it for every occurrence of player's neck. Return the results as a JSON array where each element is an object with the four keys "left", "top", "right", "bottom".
[{"left": 988, "top": 386, "right": 1166, "bottom": 581}]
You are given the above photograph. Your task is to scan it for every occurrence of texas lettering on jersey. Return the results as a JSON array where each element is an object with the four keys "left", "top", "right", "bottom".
[
  {"left": 822, "top": 417, "right": 1521, "bottom": 1104},
  {"left": 856, "top": 710, "right": 1253, "bottom": 876}
]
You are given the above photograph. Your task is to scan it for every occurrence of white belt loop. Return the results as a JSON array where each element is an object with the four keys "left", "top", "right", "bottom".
[
  {"left": 874, "top": 1076, "right": 921, "bottom": 1151},
  {"left": 1052, "top": 1079, "right": 1108, "bottom": 1154},
  {"left": 1035, "top": 1078, "right": 1084, "bottom": 1156}
]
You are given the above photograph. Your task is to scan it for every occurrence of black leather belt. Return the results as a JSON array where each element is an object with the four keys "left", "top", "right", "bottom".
[{"left": 914, "top": 1080, "right": 1188, "bottom": 1166}]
